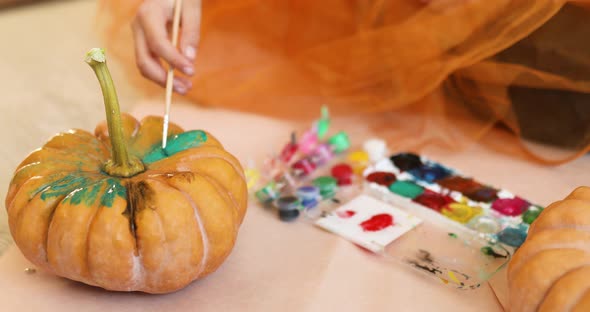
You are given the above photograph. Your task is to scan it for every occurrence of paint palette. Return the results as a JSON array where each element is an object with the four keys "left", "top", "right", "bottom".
[
  {"left": 315, "top": 195, "right": 422, "bottom": 253},
  {"left": 358, "top": 152, "right": 544, "bottom": 288}
]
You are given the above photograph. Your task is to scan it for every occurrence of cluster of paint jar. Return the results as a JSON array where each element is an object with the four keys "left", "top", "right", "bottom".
[
  {"left": 256, "top": 162, "right": 362, "bottom": 221},
  {"left": 364, "top": 153, "right": 544, "bottom": 247},
  {"left": 253, "top": 107, "right": 377, "bottom": 221}
]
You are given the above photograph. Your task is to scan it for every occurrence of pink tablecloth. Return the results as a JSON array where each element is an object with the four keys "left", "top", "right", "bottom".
[{"left": 1, "top": 102, "right": 589, "bottom": 311}]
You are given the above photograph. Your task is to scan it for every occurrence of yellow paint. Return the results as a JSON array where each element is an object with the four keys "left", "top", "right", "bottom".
[
  {"left": 245, "top": 168, "right": 261, "bottom": 190},
  {"left": 441, "top": 203, "right": 482, "bottom": 224},
  {"left": 448, "top": 271, "right": 460, "bottom": 284},
  {"left": 439, "top": 278, "right": 449, "bottom": 284},
  {"left": 347, "top": 150, "right": 369, "bottom": 175}
]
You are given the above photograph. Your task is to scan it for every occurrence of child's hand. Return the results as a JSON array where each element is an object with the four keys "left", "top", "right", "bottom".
[{"left": 132, "top": 0, "right": 201, "bottom": 94}]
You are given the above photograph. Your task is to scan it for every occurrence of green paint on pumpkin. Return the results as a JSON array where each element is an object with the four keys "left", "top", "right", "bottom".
[
  {"left": 100, "top": 179, "right": 126, "bottom": 207},
  {"left": 143, "top": 148, "right": 167, "bottom": 164},
  {"left": 66, "top": 180, "right": 104, "bottom": 206},
  {"left": 31, "top": 130, "right": 207, "bottom": 207},
  {"left": 38, "top": 175, "right": 92, "bottom": 201},
  {"left": 33, "top": 174, "right": 125, "bottom": 208},
  {"left": 143, "top": 130, "right": 208, "bottom": 164}
]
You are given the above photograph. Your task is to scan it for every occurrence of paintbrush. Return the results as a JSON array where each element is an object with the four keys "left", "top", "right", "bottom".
[{"left": 162, "top": 0, "right": 184, "bottom": 148}]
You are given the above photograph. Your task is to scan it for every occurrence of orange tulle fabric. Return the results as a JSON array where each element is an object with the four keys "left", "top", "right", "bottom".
[{"left": 96, "top": 0, "right": 590, "bottom": 165}]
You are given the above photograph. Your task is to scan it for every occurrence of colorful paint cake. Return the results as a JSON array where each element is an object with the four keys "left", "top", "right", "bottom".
[{"left": 363, "top": 152, "right": 544, "bottom": 248}]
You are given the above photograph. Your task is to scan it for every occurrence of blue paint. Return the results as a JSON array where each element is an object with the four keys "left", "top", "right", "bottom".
[
  {"left": 143, "top": 130, "right": 208, "bottom": 164},
  {"left": 296, "top": 186, "right": 320, "bottom": 209},
  {"left": 408, "top": 163, "right": 452, "bottom": 183},
  {"left": 497, "top": 226, "right": 528, "bottom": 247}
]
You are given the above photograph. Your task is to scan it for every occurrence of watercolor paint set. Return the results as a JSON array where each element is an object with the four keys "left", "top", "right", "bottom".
[
  {"left": 354, "top": 152, "right": 543, "bottom": 288},
  {"left": 364, "top": 152, "right": 541, "bottom": 248}
]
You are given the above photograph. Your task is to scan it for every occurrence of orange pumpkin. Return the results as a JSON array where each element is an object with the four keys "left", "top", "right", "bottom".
[
  {"left": 5, "top": 49, "right": 247, "bottom": 294},
  {"left": 507, "top": 186, "right": 590, "bottom": 311}
]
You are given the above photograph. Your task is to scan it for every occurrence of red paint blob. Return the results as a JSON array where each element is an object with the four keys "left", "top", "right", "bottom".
[
  {"left": 366, "top": 172, "right": 397, "bottom": 187},
  {"left": 337, "top": 210, "right": 356, "bottom": 218},
  {"left": 413, "top": 189, "right": 455, "bottom": 212},
  {"left": 279, "top": 143, "right": 298, "bottom": 163},
  {"left": 491, "top": 197, "right": 529, "bottom": 216},
  {"left": 360, "top": 214, "right": 394, "bottom": 232},
  {"left": 438, "top": 176, "right": 482, "bottom": 193},
  {"left": 331, "top": 163, "right": 354, "bottom": 185},
  {"left": 291, "top": 157, "right": 316, "bottom": 176}
]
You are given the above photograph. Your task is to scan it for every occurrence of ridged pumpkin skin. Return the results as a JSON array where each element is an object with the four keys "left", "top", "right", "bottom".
[
  {"left": 507, "top": 186, "right": 590, "bottom": 312},
  {"left": 5, "top": 114, "right": 247, "bottom": 294}
]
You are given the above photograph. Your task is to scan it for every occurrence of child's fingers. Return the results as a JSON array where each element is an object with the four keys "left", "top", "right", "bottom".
[
  {"left": 180, "top": 0, "right": 202, "bottom": 61},
  {"left": 136, "top": 3, "right": 194, "bottom": 76},
  {"left": 132, "top": 21, "right": 191, "bottom": 94}
]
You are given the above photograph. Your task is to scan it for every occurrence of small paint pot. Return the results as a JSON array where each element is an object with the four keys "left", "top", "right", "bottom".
[
  {"left": 347, "top": 150, "right": 369, "bottom": 175},
  {"left": 276, "top": 196, "right": 301, "bottom": 222},
  {"left": 291, "top": 157, "right": 316, "bottom": 177},
  {"left": 390, "top": 153, "right": 422, "bottom": 172},
  {"left": 327, "top": 131, "right": 350, "bottom": 154},
  {"left": 331, "top": 163, "right": 354, "bottom": 186},
  {"left": 274, "top": 171, "right": 297, "bottom": 190},
  {"left": 312, "top": 176, "right": 338, "bottom": 199},
  {"left": 244, "top": 168, "right": 261, "bottom": 191},
  {"left": 497, "top": 226, "right": 528, "bottom": 247},
  {"left": 365, "top": 171, "right": 397, "bottom": 187},
  {"left": 309, "top": 143, "right": 333, "bottom": 167},
  {"left": 296, "top": 186, "right": 320, "bottom": 209},
  {"left": 363, "top": 138, "right": 387, "bottom": 163},
  {"left": 279, "top": 142, "right": 298, "bottom": 163},
  {"left": 299, "top": 130, "right": 319, "bottom": 155},
  {"left": 255, "top": 181, "right": 280, "bottom": 204},
  {"left": 389, "top": 180, "right": 424, "bottom": 199}
]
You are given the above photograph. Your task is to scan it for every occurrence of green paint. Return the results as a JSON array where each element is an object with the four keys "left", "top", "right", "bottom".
[
  {"left": 33, "top": 174, "right": 125, "bottom": 208},
  {"left": 100, "top": 179, "right": 126, "bottom": 207},
  {"left": 66, "top": 181, "right": 104, "bottom": 206},
  {"left": 38, "top": 175, "right": 93, "bottom": 201},
  {"left": 312, "top": 176, "right": 338, "bottom": 199},
  {"left": 143, "top": 148, "right": 167, "bottom": 164},
  {"left": 143, "top": 130, "right": 208, "bottom": 164},
  {"left": 389, "top": 180, "right": 424, "bottom": 199},
  {"left": 327, "top": 131, "right": 350, "bottom": 153},
  {"left": 480, "top": 246, "right": 508, "bottom": 259},
  {"left": 448, "top": 232, "right": 458, "bottom": 239},
  {"left": 522, "top": 206, "right": 543, "bottom": 224},
  {"left": 316, "top": 106, "right": 330, "bottom": 139}
]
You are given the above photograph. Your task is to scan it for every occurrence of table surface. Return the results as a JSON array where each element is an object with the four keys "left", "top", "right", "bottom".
[{"left": 1, "top": 101, "right": 589, "bottom": 312}]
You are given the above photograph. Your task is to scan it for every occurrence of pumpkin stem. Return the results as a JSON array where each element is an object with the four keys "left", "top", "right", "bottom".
[{"left": 85, "top": 48, "right": 145, "bottom": 177}]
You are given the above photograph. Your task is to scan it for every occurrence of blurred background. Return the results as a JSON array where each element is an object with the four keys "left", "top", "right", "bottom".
[{"left": 0, "top": 0, "right": 140, "bottom": 255}]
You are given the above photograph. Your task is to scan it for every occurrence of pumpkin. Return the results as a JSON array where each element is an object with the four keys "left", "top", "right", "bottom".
[
  {"left": 507, "top": 186, "right": 590, "bottom": 311},
  {"left": 5, "top": 48, "right": 247, "bottom": 294}
]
